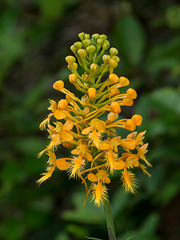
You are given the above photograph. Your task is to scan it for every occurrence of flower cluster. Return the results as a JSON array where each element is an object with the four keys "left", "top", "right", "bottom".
[{"left": 38, "top": 32, "right": 151, "bottom": 207}]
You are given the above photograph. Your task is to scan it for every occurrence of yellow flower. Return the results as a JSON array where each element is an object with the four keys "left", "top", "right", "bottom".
[
  {"left": 69, "top": 144, "right": 93, "bottom": 177},
  {"left": 38, "top": 32, "right": 150, "bottom": 206},
  {"left": 121, "top": 169, "right": 137, "bottom": 194},
  {"left": 137, "top": 143, "right": 151, "bottom": 167},
  {"left": 37, "top": 151, "right": 56, "bottom": 185},
  {"left": 48, "top": 99, "right": 67, "bottom": 120},
  {"left": 127, "top": 131, "right": 146, "bottom": 146},
  {"left": 82, "top": 119, "right": 105, "bottom": 148},
  {"left": 88, "top": 170, "right": 111, "bottom": 207}
]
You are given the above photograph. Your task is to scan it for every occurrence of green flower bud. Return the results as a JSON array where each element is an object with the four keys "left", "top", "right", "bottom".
[
  {"left": 102, "top": 40, "right": 110, "bottom": 50},
  {"left": 78, "top": 32, "right": 85, "bottom": 41},
  {"left": 86, "top": 45, "right": 96, "bottom": 54},
  {"left": 100, "top": 34, "right": 107, "bottom": 40},
  {"left": 112, "top": 56, "right": 120, "bottom": 62},
  {"left": 74, "top": 41, "right": 83, "bottom": 49},
  {"left": 65, "top": 56, "right": 76, "bottom": 64},
  {"left": 84, "top": 34, "right": 90, "bottom": 39},
  {"left": 90, "top": 63, "right": 98, "bottom": 72},
  {"left": 73, "top": 63, "right": 78, "bottom": 69},
  {"left": 82, "top": 39, "right": 91, "bottom": 47},
  {"left": 102, "top": 55, "right": 110, "bottom": 63},
  {"left": 109, "top": 59, "right": 118, "bottom": 68},
  {"left": 77, "top": 49, "right": 87, "bottom": 59},
  {"left": 70, "top": 45, "right": 77, "bottom": 53},
  {"left": 97, "top": 38, "right": 104, "bottom": 46},
  {"left": 110, "top": 47, "right": 118, "bottom": 56},
  {"left": 92, "top": 33, "right": 99, "bottom": 39}
]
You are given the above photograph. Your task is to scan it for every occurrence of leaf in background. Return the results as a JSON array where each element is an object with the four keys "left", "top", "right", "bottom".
[
  {"left": 0, "top": 20, "right": 25, "bottom": 85},
  {"left": 86, "top": 237, "right": 102, "bottom": 240},
  {"left": 0, "top": 161, "right": 25, "bottom": 186},
  {"left": 66, "top": 224, "right": 88, "bottom": 239},
  {"left": 145, "top": 36, "right": 180, "bottom": 74},
  {"left": 150, "top": 87, "right": 180, "bottom": 117},
  {"left": 134, "top": 94, "right": 151, "bottom": 123},
  {"left": 62, "top": 191, "right": 104, "bottom": 224},
  {"left": 0, "top": 219, "right": 26, "bottom": 240},
  {"left": 165, "top": 6, "right": 180, "bottom": 28},
  {"left": 139, "top": 213, "right": 159, "bottom": 235},
  {"left": 113, "top": 15, "right": 146, "bottom": 66},
  {"left": 144, "top": 165, "right": 165, "bottom": 194},
  {"left": 38, "top": 0, "right": 79, "bottom": 20},
  {"left": 155, "top": 171, "right": 180, "bottom": 206},
  {"left": 14, "top": 137, "right": 46, "bottom": 156},
  {"left": 38, "top": 0, "right": 65, "bottom": 19},
  {"left": 24, "top": 78, "right": 50, "bottom": 109},
  {"left": 118, "top": 213, "right": 159, "bottom": 240},
  {"left": 55, "top": 232, "right": 70, "bottom": 240},
  {"left": 111, "top": 188, "right": 130, "bottom": 217}
]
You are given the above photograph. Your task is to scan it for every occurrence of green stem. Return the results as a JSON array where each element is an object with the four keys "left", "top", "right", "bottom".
[{"left": 103, "top": 196, "right": 117, "bottom": 240}]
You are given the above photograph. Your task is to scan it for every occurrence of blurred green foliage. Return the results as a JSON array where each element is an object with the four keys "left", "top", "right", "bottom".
[{"left": 0, "top": 0, "right": 180, "bottom": 239}]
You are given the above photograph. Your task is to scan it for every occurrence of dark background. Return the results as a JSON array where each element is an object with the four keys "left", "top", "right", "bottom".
[{"left": 0, "top": 0, "right": 180, "bottom": 239}]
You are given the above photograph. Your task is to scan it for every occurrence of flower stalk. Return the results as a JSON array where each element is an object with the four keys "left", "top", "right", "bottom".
[{"left": 103, "top": 197, "right": 117, "bottom": 240}]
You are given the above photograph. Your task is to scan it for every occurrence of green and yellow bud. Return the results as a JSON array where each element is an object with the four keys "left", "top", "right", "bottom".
[
  {"left": 90, "top": 63, "right": 98, "bottom": 72},
  {"left": 100, "top": 34, "right": 107, "bottom": 40},
  {"left": 97, "top": 38, "right": 104, "bottom": 46},
  {"left": 109, "top": 59, "right": 118, "bottom": 68},
  {"left": 78, "top": 32, "right": 85, "bottom": 41},
  {"left": 77, "top": 49, "right": 87, "bottom": 59},
  {"left": 102, "top": 55, "right": 110, "bottom": 63},
  {"left": 73, "top": 63, "right": 78, "bottom": 69},
  {"left": 110, "top": 47, "right": 118, "bottom": 56},
  {"left": 92, "top": 33, "right": 100, "bottom": 39},
  {"left": 102, "top": 40, "right": 110, "bottom": 50},
  {"left": 84, "top": 33, "right": 90, "bottom": 39},
  {"left": 70, "top": 45, "right": 77, "bottom": 53},
  {"left": 112, "top": 56, "right": 120, "bottom": 62},
  {"left": 82, "top": 39, "right": 91, "bottom": 47},
  {"left": 65, "top": 56, "right": 76, "bottom": 65},
  {"left": 74, "top": 41, "right": 83, "bottom": 49},
  {"left": 86, "top": 45, "right": 96, "bottom": 54}
]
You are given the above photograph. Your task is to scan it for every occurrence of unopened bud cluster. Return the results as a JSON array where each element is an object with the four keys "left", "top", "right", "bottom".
[{"left": 38, "top": 32, "right": 151, "bottom": 207}]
